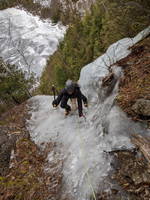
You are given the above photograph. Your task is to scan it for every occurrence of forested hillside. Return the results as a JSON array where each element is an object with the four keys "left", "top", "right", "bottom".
[{"left": 40, "top": 0, "right": 150, "bottom": 92}]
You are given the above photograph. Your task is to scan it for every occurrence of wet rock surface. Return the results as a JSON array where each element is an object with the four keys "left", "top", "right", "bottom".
[
  {"left": 111, "top": 150, "right": 150, "bottom": 200},
  {"left": 94, "top": 148, "right": 150, "bottom": 200}
]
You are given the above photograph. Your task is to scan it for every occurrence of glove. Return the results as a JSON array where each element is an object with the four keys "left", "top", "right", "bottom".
[
  {"left": 84, "top": 103, "right": 88, "bottom": 107},
  {"left": 52, "top": 100, "right": 57, "bottom": 107}
]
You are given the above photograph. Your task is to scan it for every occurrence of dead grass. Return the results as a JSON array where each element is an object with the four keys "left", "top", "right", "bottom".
[{"left": 116, "top": 36, "right": 150, "bottom": 120}]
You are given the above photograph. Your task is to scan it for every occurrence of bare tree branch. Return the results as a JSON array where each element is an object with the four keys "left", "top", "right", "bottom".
[{"left": 7, "top": 18, "right": 33, "bottom": 76}]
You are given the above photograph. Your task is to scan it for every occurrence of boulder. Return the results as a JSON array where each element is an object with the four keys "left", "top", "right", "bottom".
[{"left": 132, "top": 99, "right": 150, "bottom": 116}]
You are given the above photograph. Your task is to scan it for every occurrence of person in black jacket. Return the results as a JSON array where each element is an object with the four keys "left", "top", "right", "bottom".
[{"left": 52, "top": 80, "right": 88, "bottom": 117}]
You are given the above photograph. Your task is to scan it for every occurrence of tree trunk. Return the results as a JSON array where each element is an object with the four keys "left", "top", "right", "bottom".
[
  {"left": 24, "top": 88, "right": 32, "bottom": 98},
  {"left": 11, "top": 95, "right": 20, "bottom": 104}
]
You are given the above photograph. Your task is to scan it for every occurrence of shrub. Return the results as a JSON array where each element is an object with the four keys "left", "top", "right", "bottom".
[{"left": 0, "top": 59, "right": 35, "bottom": 115}]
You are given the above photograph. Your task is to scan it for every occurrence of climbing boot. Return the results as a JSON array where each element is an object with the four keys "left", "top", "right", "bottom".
[
  {"left": 65, "top": 110, "right": 70, "bottom": 116},
  {"left": 84, "top": 103, "right": 88, "bottom": 107}
]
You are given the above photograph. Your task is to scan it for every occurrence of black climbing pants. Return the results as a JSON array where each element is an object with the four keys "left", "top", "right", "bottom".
[{"left": 60, "top": 95, "right": 71, "bottom": 111}]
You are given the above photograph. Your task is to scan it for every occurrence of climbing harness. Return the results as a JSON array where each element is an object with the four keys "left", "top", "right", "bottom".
[{"left": 70, "top": 98, "right": 78, "bottom": 112}]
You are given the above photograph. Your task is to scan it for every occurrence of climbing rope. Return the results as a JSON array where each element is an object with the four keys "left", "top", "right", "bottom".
[
  {"left": 76, "top": 117, "right": 97, "bottom": 200},
  {"left": 51, "top": 91, "right": 97, "bottom": 199}
]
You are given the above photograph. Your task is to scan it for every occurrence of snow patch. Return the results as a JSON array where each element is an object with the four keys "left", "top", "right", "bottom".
[
  {"left": 0, "top": 8, "right": 66, "bottom": 77},
  {"left": 33, "top": 0, "right": 51, "bottom": 7}
]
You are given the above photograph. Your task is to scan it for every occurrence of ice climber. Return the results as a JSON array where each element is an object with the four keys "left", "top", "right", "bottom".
[{"left": 52, "top": 80, "right": 88, "bottom": 117}]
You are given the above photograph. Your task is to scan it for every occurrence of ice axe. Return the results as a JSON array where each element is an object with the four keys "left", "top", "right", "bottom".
[
  {"left": 51, "top": 84, "right": 58, "bottom": 109},
  {"left": 51, "top": 84, "right": 59, "bottom": 100},
  {"left": 51, "top": 84, "right": 56, "bottom": 100}
]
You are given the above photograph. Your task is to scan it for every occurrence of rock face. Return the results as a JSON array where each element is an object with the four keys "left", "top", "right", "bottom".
[
  {"left": 132, "top": 99, "right": 150, "bottom": 117},
  {"left": 112, "top": 150, "right": 150, "bottom": 200},
  {"left": 0, "top": 127, "right": 16, "bottom": 176}
]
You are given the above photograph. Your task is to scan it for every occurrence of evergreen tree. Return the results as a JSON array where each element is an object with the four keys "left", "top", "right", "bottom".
[{"left": 0, "top": 59, "right": 35, "bottom": 113}]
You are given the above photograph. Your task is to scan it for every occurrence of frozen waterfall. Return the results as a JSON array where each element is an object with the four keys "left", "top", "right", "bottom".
[{"left": 28, "top": 27, "right": 150, "bottom": 200}]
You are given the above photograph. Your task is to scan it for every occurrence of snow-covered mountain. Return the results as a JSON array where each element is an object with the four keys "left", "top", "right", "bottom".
[
  {"left": 34, "top": 0, "right": 96, "bottom": 15},
  {"left": 0, "top": 8, "right": 66, "bottom": 77},
  {"left": 28, "top": 27, "right": 150, "bottom": 200},
  {"left": 34, "top": 0, "right": 51, "bottom": 7}
]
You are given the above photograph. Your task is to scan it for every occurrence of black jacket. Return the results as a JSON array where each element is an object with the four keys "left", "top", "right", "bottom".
[{"left": 53, "top": 84, "right": 87, "bottom": 115}]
